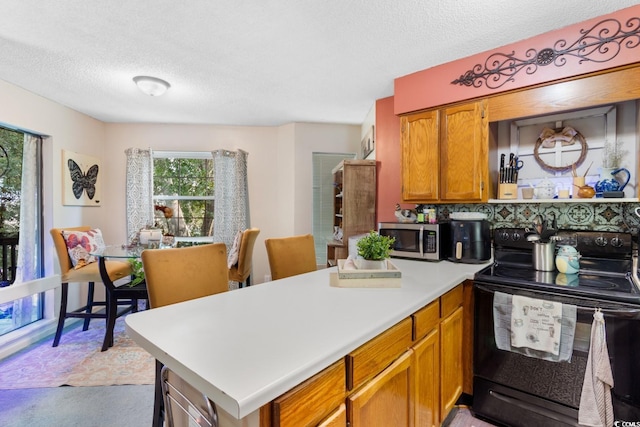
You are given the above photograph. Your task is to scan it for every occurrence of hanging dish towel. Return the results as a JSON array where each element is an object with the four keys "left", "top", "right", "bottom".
[
  {"left": 579, "top": 309, "right": 614, "bottom": 427},
  {"left": 511, "top": 294, "right": 562, "bottom": 355},
  {"left": 493, "top": 292, "right": 576, "bottom": 362}
]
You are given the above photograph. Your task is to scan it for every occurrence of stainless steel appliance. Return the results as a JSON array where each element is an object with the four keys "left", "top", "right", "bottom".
[
  {"left": 473, "top": 228, "right": 640, "bottom": 426},
  {"left": 449, "top": 219, "right": 491, "bottom": 263},
  {"left": 378, "top": 222, "right": 450, "bottom": 261}
]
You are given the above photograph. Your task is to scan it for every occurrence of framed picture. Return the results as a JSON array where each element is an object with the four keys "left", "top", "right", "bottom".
[
  {"left": 62, "top": 150, "right": 101, "bottom": 206},
  {"left": 361, "top": 125, "right": 375, "bottom": 159}
]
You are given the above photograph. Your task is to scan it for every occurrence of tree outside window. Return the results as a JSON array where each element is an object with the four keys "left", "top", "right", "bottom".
[{"left": 153, "top": 152, "right": 214, "bottom": 245}]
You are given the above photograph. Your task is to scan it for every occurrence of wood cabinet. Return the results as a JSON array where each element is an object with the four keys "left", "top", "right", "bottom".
[
  {"left": 264, "top": 284, "right": 468, "bottom": 427},
  {"left": 347, "top": 349, "right": 414, "bottom": 427},
  {"left": 410, "top": 284, "right": 465, "bottom": 425},
  {"left": 317, "top": 403, "right": 346, "bottom": 427},
  {"left": 346, "top": 317, "right": 413, "bottom": 391},
  {"left": 412, "top": 326, "right": 440, "bottom": 427},
  {"left": 327, "top": 159, "right": 377, "bottom": 267},
  {"left": 401, "top": 99, "right": 492, "bottom": 203},
  {"left": 401, "top": 110, "right": 439, "bottom": 201},
  {"left": 440, "top": 305, "right": 464, "bottom": 417},
  {"left": 271, "top": 359, "right": 346, "bottom": 427}
]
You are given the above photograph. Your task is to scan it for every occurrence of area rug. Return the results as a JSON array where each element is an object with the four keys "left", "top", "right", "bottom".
[{"left": 0, "top": 316, "right": 154, "bottom": 389}]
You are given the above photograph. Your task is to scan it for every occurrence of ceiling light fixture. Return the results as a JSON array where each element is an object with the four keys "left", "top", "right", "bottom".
[{"left": 133, "top": 76, "right": 171, "bottom": 96}]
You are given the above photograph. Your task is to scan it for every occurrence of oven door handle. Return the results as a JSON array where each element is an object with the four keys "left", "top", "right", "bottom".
[{"left": 475, "top": 282, "right": 640, "bottom": 316}]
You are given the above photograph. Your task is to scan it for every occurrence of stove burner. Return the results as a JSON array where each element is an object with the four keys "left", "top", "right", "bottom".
[
  {"left": 477, "top": 228, "right": 640, "bottom": 304},
  {"left": 475, "top": 263, "right": 639, "bottom": 305}
]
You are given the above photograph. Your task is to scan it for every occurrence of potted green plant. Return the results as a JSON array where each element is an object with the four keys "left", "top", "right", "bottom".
[{"left": 355, "top": 230, "right": 395, "bottom": 270}]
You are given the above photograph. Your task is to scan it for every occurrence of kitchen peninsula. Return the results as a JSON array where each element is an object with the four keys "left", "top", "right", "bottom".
[{"left": 125, "top": 258, "right": 490, "bottom": 426}]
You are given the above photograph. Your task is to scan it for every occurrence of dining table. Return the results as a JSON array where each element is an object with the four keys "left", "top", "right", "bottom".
[{"left": 89, "top": 245, "right": 148, "bottom": 351}]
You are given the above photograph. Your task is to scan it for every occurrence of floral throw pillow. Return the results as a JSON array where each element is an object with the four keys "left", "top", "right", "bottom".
[
  {"left": 227, "top": 230, "right": 243, "bottom": 269},
  {"left": 62, "top": 228, "right": 105, "bottom": 269}
]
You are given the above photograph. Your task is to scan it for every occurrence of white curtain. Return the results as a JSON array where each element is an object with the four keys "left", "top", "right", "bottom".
[
  {"left": 125, "top": 148, "right": 154, "bottom": 244},
  {"left": 12, "top": 134, "right": 40, "bottom": 326},
  {"left": 212, "top": 149, "right": 249, "bottom": 250}
]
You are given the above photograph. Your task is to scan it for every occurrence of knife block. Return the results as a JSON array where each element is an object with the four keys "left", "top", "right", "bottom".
[{"left": 498, "top": 183, "right": 518, "bottom": 199}]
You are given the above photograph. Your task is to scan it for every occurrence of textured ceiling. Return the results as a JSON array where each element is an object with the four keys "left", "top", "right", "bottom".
[{"left": 0, "top": 1, "right": 637, "bottom": 126}]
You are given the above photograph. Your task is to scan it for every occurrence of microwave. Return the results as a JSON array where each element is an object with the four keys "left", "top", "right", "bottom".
[{"left": 378, "top": 222, "right": 451, "bottom": 261}]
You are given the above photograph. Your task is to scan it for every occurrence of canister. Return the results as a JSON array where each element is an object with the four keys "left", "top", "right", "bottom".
[{"left": 532, "top": 241, "right": 555, "bottom": 271}]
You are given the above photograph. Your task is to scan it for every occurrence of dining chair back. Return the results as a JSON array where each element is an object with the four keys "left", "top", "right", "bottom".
[
  {"left": 50, "top": 227, "right": 137, "bottom": 349},
  {"left": 228, "top": 228, "right": 260, "bottom": 287},
  {"left": 141, "top": 243, "right": 228, "bottom": 308},
  {"left": 141, "top": 243, "right": 228, "bottom": 427},
  {"left": 265, "top": 234, "right": 317, "bottom": 280}
]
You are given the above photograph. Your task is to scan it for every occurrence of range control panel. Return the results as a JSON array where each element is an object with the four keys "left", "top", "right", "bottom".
[{"left": 493, "top": 228, "right": 633, "bottom": 258}]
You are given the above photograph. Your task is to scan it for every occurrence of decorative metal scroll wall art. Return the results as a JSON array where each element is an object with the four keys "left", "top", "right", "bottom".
[
  {"left": 452, "top": 17, "right": 640, "bottom": 89},
  {"left": 533, "top": 126, "right": 588, "bottom": 172}
]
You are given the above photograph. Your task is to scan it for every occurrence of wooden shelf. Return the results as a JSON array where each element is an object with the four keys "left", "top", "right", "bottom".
[
  {"left": 488, "top": 197, "right": 638, "bottom": 204},
  {"left": 327, "top": 160, "right": 376, "bottom": 266}
]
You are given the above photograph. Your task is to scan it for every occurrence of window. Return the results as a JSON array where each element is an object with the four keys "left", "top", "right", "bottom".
[
  {"left": 152, "top": 151, "right": 214, "bottom": 245},
  {"left": 0, "top": 127, "right": 44, "bottom": 336}
]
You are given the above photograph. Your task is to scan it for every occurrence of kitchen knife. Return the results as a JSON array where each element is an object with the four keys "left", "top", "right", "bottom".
[
  {"left": 500, "top": 154, "right": 505, "bottom": 183},
  {"left": 507, "top": 153, "right": 515, "bottom": 183}
]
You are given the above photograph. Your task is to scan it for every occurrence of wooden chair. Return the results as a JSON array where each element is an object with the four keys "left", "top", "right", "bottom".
[
  {"left": 228, "top": 228, "right": 260, "bottom": 287},
  {"left": 141, "top": 243, "right": 228, "bottom": 427},
  {"left": 265, "top": 234, "right": 317, "bottom": 280},
  {"left": 50, "top": 227, "right": 142, "bottom": 349}
]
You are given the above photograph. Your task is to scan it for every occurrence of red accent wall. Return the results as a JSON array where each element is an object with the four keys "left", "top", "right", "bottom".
[
  {"left": 394, "top": 5, "right": 640, "bottom": 115},
  {"left": 376, "top": 96, "right": 414, "bottom": 224}
]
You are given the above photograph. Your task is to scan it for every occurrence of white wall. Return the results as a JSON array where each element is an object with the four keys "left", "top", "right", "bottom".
[
  {"left": 105, "top": 123, "right": 284, "bottom": 284},
  {"left": 0, "top": 79, "right": 110, "bottom": 315},
  {"left": 0, "top": 78, "right": 362, "bottom": 302}
]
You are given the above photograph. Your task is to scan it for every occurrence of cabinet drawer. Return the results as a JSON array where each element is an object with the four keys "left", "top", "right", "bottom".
[
  {"left": 441, "top": 285, "right": 463, "bottom": 318},
  {"left": 346, "top": 317, "right": 412, "bottom": 391},
  {"left": 272, "top": 359, "right": 346, "bottom": 427},
  {"left": 412, "top": 299, "right": 439, "bottom": 341}
]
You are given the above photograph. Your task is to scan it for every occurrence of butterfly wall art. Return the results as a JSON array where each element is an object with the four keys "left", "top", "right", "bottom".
[{"left": 62, "top": 150, "right": 101, "bottom": 206}]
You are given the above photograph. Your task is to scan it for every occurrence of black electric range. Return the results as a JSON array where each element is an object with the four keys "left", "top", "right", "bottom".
[
  {"left": 474, "top": 228, "right": 640, "bottom": 305},
  {"left": 473, "top": 228, "right": 640, "bottom": 426}
]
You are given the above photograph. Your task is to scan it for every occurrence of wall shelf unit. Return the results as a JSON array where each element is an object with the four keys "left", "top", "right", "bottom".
[{"left": 327, "top": 159, "right": 376, "bottom": 267}]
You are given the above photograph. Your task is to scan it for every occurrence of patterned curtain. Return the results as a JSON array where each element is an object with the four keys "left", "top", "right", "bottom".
[
  {"left": 12, "top": 133, "right": 40, "bottom": 326},
  {"left": 125, "top": 148, "right": 154, "bottom": 244},
  {"left": 212, "top": 149, "right": 249, "bottom": 250}
]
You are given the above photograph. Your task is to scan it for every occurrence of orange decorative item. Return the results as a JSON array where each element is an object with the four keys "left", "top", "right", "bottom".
[{"left": 575, "top": 184, "right": 596, "bottom": 199}]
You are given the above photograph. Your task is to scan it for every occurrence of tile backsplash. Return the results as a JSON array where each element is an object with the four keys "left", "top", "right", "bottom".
[{"left": 426, "top": 202, "right": 640, "bottom": 235}]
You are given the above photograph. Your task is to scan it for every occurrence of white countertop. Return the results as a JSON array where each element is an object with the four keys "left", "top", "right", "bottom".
[{"left": 125, "top": 258, "right": 490, "bottom": 419}]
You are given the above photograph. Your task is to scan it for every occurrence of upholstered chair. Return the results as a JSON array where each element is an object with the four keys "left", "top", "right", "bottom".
[{"left": 265, "top": 234, "right": 317, "bottom": 280}]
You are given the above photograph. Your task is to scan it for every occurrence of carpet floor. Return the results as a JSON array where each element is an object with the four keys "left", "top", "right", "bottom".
[
  {"left": 0, "top": 315, "right": 156, "bottom": 426},
  {"left": 0, "top": 384, "right": 155, "bottom": 426},
  {"left": 0, "top": 316, "right": 154, "bottom": 388}
]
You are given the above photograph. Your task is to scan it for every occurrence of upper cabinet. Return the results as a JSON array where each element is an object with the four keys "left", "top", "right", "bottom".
[
  {"left": 401, "top": 110, "right": 439, "bottom": 201},
  {"left": 401, "top": 99, "right": 493, "bottom": 204}
]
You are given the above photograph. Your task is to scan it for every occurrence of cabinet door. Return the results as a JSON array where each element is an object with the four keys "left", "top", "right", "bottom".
[
  {"left": 401, "top": 110, "right": 439, "bottom": 202},
  {"left": 272, "top": 359, "right": 346, "bottom": 427},
  {"left": 439, "top": 305, "right": 464, "bottom": 418},
  {"left": 440, "top": 100, "right": 488, "bottom": 202},
  {"left": 413, "top": 327, "right": 440, "bottom": 427},
  {"left": 318, "top": 403, "right": 346, "bottom": 427},
  {"left": 348, "top": 349, "right": 414, "bottom": 427}
]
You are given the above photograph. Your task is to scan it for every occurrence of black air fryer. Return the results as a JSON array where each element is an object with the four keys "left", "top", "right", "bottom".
[{"left": 448, "top": 219, "right": 491, "bottom": 263}]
